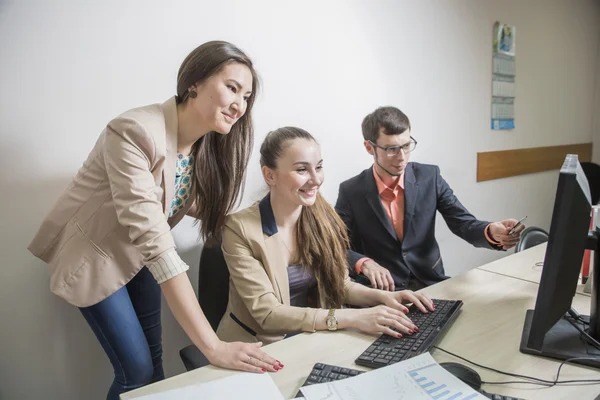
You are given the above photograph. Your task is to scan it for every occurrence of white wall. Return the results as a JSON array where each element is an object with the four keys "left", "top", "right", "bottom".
[{"left": 1, "top": 1, "right": 599, "bottom": 399}]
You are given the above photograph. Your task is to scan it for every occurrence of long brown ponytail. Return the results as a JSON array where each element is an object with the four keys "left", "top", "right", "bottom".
[{"left": 260, "top": 127, "right": 348, "bottom": 308}]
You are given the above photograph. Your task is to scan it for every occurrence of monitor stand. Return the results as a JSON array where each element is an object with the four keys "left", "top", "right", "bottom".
[{"left": 520, "top": 228, "right": 600, "bottom": 369}]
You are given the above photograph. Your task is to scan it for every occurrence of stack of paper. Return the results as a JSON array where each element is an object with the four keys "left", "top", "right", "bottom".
[{"left": 300, "top": 353, "right": 487, "bottom": 400}]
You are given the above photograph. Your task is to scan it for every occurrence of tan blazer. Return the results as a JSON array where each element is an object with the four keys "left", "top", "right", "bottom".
[
  {"left": 28, "top": 97, "right": 194, "bottom": 307},
  {"left": 216, "top": 194, "right": 357, "bottom": 345}
]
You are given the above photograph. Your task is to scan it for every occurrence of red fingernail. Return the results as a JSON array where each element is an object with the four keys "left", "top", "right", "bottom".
[
  {"left": 261, "top": 368, "right": 266, "bottom": 372},
  {"left": 274, "top": 366, "right": 280, "bottom": 371},
  {"left": 397, "top": 333, "right": 403, "bottom": 338},
  {"left": 414, "top": 327, "right": 419, "bottom": 332},
  {"left": 279, "top": 363, "right": 284, "bottom": 368},
  {"left": 409, "top": 330, "right": 414, "bottom": 334}
]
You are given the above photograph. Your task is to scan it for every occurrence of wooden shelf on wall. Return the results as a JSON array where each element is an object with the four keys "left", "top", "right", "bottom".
[{"left": 477, "top": 143, "right": 593, "bottom": 182}]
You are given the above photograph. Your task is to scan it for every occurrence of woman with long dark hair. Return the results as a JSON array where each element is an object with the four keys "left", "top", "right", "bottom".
[{"left": 28, "top": 41, "right": 280, "bottom": 399}]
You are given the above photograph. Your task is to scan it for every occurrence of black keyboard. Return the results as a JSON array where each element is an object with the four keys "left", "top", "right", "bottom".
[
  {"left": 294, "top": 363, "right": 363, "bottom": 397},
  {"left": 480, "top": 392, "right": 526, "bottom": 400},
  {"left": 295, "top": 362, "right": 525, "bottom": 400},
  {"left": 355, "top": 298, "right": 463, "bottom": 368}
]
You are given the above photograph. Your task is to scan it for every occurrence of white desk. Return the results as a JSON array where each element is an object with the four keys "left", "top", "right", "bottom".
[
  {"left": 123, "top": 252, "right": 599, "bottom": 400},
  {"left": 477, "top": 244, "right": 589, "bottom": 296}
]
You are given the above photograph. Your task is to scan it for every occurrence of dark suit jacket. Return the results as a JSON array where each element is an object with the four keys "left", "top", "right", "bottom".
[{"left": 336, "top": 162, "right": 501, "bottom": 288}]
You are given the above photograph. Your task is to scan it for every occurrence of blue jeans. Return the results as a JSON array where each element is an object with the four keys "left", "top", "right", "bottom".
[{"left": 79, "top": 267, "right": 164, "bottom": 400}]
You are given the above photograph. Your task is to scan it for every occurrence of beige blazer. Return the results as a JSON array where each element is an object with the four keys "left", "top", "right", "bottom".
[
  {"left": 28, "top": 97, "right": 194, "bottom": 307},
  {"left": 216, "top": 194, "right": 356, "bottom": 345}
]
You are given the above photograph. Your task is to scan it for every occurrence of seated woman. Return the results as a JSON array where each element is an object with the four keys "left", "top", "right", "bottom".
[{"left": 216, "top": 127, "right": 434, "bottom": 345}]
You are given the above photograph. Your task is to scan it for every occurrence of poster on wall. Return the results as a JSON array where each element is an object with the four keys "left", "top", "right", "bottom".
[{"left": 492, "top": 22, "right": 516, "bottom": 130}]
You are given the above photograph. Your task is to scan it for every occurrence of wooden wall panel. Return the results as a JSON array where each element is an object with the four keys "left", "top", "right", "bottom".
[{"left": 477, "top": 143, "right": 592, "bottom": 182}]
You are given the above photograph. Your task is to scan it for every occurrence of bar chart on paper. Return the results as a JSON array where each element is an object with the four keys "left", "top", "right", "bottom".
[
  {"left": 300, "top": 353, "right": 486, "bottom": 400},
  {"left": 408, "top": 363, "right": 480, "bottom": 400}
]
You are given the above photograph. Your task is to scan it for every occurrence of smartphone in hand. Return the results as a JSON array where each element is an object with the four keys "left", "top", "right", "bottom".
[{"left": 508, "top": 216, "right": 527, "bottom": 235}]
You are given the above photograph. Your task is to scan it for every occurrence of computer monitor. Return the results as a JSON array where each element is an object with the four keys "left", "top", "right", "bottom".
[{"left": 520, "top": 154, "right": 600, "bottom": 368}]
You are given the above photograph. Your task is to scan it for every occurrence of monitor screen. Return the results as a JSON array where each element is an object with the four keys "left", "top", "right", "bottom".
[{"left": 527, "top": 154, "right": 592, "bottom": 350}]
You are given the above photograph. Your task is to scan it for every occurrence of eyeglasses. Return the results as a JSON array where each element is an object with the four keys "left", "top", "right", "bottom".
[{"left": 368, "top": 137, "right": 418, "bottom": 157}]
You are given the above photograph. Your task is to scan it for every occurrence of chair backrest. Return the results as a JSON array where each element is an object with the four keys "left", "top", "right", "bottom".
[
  {"left": 197, "top": 238, "right": 230, "bottom": 331},
  {"left": 515, "top": 226, "right": 549, "bottom": 253},
  {"left": 580, "top": 162, "right": 600, "bottom": 205}
]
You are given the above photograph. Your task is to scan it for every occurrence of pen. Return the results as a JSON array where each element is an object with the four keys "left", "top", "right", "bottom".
[{"left": 509, "top": 216, "right": 527, "bottom": 235}]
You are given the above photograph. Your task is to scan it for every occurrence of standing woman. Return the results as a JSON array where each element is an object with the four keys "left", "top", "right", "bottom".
[{"left": 28, "top": 41, "right": 280, "bottom": 399}]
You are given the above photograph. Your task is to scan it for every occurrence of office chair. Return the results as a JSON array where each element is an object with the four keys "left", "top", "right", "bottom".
[
  {"left": 580, "top": 162, "right": 600, "bottom": 205},
  {"left": 515, "top": 226, "right": 549, "bottom": 253},
  {"left": 179, "top": 238, "right": 230, "bottom": 371}
]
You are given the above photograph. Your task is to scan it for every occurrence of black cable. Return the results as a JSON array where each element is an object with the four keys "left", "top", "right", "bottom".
[
  {"left": 482, "top": 379, "right": 600, "bottom": 386},
  {"left": 564, "top": 315, "right": 600, "bottom": 350},
  {"left": 567, "top": 308, "right": 590, "bottom": 326},
  {"left": 432, "top": 346, "right": 554, "bottom": 385},
  {"left": 553, "top": 357, "right": 600, "bottom": 385},
  {"left": 432, "top": 346, "right": 600, "bottom": 387},
  {"left": 567, "top": 307, "right": 582, "bottom": 320}
]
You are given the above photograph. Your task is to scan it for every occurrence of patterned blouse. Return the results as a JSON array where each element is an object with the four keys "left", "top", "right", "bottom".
[
  {"left": 169, "top": 153, "right": 194, "bottom": 218},
  {"left": 147, "top": 153, "right": 195, "bottom": 284}
]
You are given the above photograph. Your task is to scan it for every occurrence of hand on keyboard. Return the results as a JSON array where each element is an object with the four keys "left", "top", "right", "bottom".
[
  {"left": 381, "top": 289, "right": 435, "bottom": 314},
  {"left": 343, "top": 305, "right": 417, "bottom": 337},
  {"left": 356, "top": 299, "right": 463, "bottom": 368}
]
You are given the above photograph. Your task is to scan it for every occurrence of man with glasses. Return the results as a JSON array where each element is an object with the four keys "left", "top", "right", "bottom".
[{"left": 336, "top": 106, "right": 523, "bottom": 291}]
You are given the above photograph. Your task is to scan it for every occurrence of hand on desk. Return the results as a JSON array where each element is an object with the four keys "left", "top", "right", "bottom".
[
  {"left": 488, "top": 219, "right": 525, "bottom": 250},
  {"left": 361, "top": 260, "right": 395, "bottom": 291},
  {"left": 204, "top": 340, "right": 282, "bottom": 374}
]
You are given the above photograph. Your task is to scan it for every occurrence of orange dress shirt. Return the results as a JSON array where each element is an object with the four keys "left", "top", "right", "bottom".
[{"left": 353, "top": 166, "right": 499, "bottom": 274}]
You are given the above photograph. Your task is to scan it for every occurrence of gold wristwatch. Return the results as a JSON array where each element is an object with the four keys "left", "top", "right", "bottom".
[{"left": 326, "top": 309, "right": 338, "bottom": 331}]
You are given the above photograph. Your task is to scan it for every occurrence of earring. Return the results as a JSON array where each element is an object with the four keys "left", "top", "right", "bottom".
[{"left": 188, "top": 90, "right": 197, "bottom": 99}]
